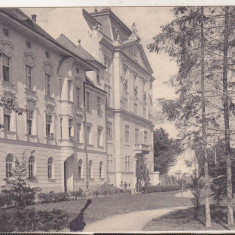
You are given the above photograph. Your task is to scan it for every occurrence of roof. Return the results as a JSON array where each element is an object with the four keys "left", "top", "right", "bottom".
[
  {"left": 56, "top": 34, "right": 105, "bottom": 70},
  {"left": 85, "top": 76, "right": 106, "bottom": 94},
  {"left": 0, "top": 8, "right": 56, "bottom": 42},
  {"left": 0, "top": 8, "right": 99, "bottom": 71}
]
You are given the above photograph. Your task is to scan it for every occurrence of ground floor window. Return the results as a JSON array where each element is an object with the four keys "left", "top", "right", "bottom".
[
  {"left": 48, "top": 157, "right": 53, "bottom": 179},
  {"left": 99, "top": 161, "right": 103, "bottom": 178},
  {"left": 78, "top": 159, "right": 82, "bottom": 179},
  {"left": 29, "top": 155, "right": 35, "bottom": 179},
  {"left": 6, "top": 154, "right": 13, "bottom": 178},
  {"left": 88, "top": 160, "right": 93, "bottom": 178}
]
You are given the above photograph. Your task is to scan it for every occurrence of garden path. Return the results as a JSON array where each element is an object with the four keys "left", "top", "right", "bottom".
[{"left": 83, "top": 206, "right": 190, "bottom": 232}]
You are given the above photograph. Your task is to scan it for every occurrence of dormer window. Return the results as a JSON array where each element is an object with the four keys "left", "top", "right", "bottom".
[
  {"left": 45, "top": 50, "right": 50, "bottom": 58},
  {"left": 26, "top": 40, "right": 31, "bottom": 49},
  {"left": 3, "top": 28, "right": 9, "bottom": 36},
  {"left": 76, "top": 68, "right": 79, "bottom": 73}
]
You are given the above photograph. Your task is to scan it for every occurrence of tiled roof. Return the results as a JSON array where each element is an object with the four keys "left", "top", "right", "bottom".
[
  {"left": 0, "top": 8, "right": 56, "bottom": 42},
  {"left": 57, "top": 34, "right": 105, "bottom": 69}
]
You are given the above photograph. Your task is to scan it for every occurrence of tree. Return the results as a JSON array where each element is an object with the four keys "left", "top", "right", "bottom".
[
  {"left": 153, "top": 128, "right": 182, "bottom": 175},
  {"left": 136, "top": 156, "right": 150, "bottom": 192},
  {"left": 0, "top": 158, "right": 40, "bottom": 209},
  {"left": 148, "top": 7, "right": 216, "bottom": 227}
]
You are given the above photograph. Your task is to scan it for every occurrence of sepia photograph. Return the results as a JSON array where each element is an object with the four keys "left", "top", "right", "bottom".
[{"left": 0, "top": 2, "right": 235, "bottom": 233}]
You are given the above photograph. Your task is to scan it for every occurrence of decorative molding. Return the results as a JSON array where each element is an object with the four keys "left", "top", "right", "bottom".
[
  {"left": 45, "top": 104, "right": 55, "bottom": 115},
  {"left": 24, "top": 52, "right": 36, "bottom": 67},
  {"left": 43, "top": 62, "right": 54, "bottom": 75},
  {"left": 0, "top": 40, "right": 15, "bottom": 57},
  {"left": 1, "top": 80, "right": 17, "bottom": 95}
]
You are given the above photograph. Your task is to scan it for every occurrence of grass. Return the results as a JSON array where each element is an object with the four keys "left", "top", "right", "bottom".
[
  {"left": 32, "top": 190, "right": 192, "bottom": 224},
  {"left": 143, "top": 205, "right": 234, "bottom": 231}
]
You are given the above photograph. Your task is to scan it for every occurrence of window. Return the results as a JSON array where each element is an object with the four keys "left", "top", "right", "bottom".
[
  {"left": 107, "top": 122, "right": 112, "bottom": 139},
  {"left": 78, "top": 159, "right": 82, "bottom": 179},
  {"left": 3, "top": 28, "right": 9, "bottom": 36},
  {"left": 125, "top": 156, "right": 130, "bottom": 172},
  {"left": 99, "top": 161, "right": 103, "bottom": 178},
  {"left": 135, "top": 128, "right": 139, "bottom": 144},
  {"left": 46, "top": 114, "right": 52, "bottom": 136},
  {"left": 144, "top": 131, "right": 148, "bottom": 144},
  {"left": 60, "top": 118, "right": 63, "bottom": 139},
  {"left": 76, "top": 87, "right": 80, "bottom": 107},
  {"left": 104, "top": 56, "right": 110, "bottom": 72},
  {"left": 104, "top": 84, "right": 111, "bottom": 106},
  {"left": 86, "top": 125, "right": 91, "bottom": 144},
  {"left": 123, "top": 98, "right": 128, "bottom": 110},
  {"left": 59, "top": 79, "right": 63, "bottom": 98},
  {"left": 26, "top": 40, "right": 31, "bottom": 48},
  {"left": 125, "top": 125, "right": 129, "bottom": 143},
  {"left": 97, "top": 72, "right": 100, "bottom": 84},
  {"left": 86, "top": 92, "right": 90, "bottom": 111},
  {"left": 27, "top": 110, "right": 34, "bottom": 135},
  {"left": 3, "top": 54, "right": 10, "bottom": 82},
  {"left": 48, "top": 157, "right": 53, "bottom": 179},
  {"left": 123, "top": 81, "right": 128, "bottom": 95},
  {"left": 4, "top": 112, "right": 10, "bottom": 131},
  {"left": 76, "top": 67, "right": 79, "bottom": 73},
  {"left": 97, "top": 127, "right": 102, "bottom": 146},
  {"left": 97, "top": 96, "right": 101, "bottom": 115},
  {"left": 143, "top": 107, "right": 146, "bottom": 118},
  {"left": 45, "top": 74, "right": 51, "bottom": 96},
  {"left": 134, "top": 87, "right": 138, "bottom": 99},
  {"left": 134, "top": 103, "right": 138, "bottom": 114},
  {"left": 77, "top": 123, "right": 81, "bottom": 143},
  {"left": 68, "top": 119, "right": 73, "bottom": 139},
  {"left": 28, "top": 155, "right": 35, "bottom": 179},
  {"left": 45, "top": 50, "right": 50, "bottom": 58},
  {"left": 26, "top": 65, "right": 32, "bottom": 90},
  {"left": 88, "top": 160, "right": 93, "bottom": 178},
  {"left": 6, "top": 154, "right": 13, "bottom": 178},
  {"left": 68, "top": 80, "right": 72, "bottom": 101}
]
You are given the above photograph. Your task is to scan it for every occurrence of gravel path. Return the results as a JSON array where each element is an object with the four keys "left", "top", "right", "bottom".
[{"left": 83, "top": 206, "right": 190, "bottom": 232}]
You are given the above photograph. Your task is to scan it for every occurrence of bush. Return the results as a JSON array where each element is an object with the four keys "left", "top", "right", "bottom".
[
  {"left": 86, "top": 184, "right": 121, "bottom": 197},
  {"left": 70, "top": 188, "right": 83, "bottom": 199},
  {"left": 0, "top": 159, "right": 40, "bottom": 209},
  {"left": 0, "top": 208, "right": 69, "bottom": 232},
  {"left": 37, "top": 191, "right": 71, "bottom": 204},
  {"left": 141, "top": 184, "right": 182, "bottom": 193}
]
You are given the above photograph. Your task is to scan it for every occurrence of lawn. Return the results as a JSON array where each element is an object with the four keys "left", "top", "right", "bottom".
[
  {"left": 143, "top": 205, "right": 233, "bottom": 231},
  {"left": 32, "top": 190, "right": 193, "bottom": 224}
]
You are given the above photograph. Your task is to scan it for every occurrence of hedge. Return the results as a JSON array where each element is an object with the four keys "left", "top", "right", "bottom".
[
  {"left": 0, "top": 208, "right": 69, "bottom": 232},
  {"left": 141, "top": 184, "right": 182, "bottom": 193}
]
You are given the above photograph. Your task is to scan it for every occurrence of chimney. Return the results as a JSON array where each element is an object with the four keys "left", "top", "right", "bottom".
[
  {"left": 78, "top": 39, "right": 81, "bottom": 46},
  {"left": 31, "top": 14, "right": 37, "bottom": 22}
]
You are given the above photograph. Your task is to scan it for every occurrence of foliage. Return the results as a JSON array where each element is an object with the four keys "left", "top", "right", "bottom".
[
  {"left": 136, "top": 156, "right": 150, "bottom": 192},
  {"left": 0, "top": 159, "right": 40, "bottom": 209},
  {"left": 0, "top": 208, "right": 69, "bottom": 232},
  {"left": 153, "top": 128, "right": 182, "bottom": 175},
  {"left": 85, "top": 184, "right": 125, "bottom": 197},
  {"left": 141, "top": 184, "right": 183, "bottom": 193},
  {"left": 189, "top": 170, "right": 205, "bottom": 219},
  {"left": 0, "top": 97, "right": 23, "bottom": 129}
]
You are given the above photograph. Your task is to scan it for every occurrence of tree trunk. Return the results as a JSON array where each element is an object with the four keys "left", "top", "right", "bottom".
[
  {"left": 222, "top": 6, "right": 234, "bottom": 227},
  {"left": 200, "top": 6, "right": 211, "bottom": 228}
]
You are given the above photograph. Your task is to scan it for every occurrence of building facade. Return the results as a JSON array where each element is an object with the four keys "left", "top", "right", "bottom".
[{"left": 0, "top": 8, "right": 156, "bottom": 192}]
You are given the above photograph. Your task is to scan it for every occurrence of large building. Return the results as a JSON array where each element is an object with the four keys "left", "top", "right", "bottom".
[{"left": 0, "top": 8, "right": 156, "bottom": 192}]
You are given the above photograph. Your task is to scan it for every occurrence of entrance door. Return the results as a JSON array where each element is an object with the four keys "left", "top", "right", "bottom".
[{"left": 64, "top": 157, "right": 74, "bottom": 192}]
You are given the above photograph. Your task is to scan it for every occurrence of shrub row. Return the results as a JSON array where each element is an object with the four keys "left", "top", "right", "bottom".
[
  {"left": 37, "top": 189, "right": 83, "bottom": 204},
  {"left": 141, "top": 184, "right": 182, "bottom": 193},
  {"left": 86, "top": 184, "right": 132, "bottom": 197},
  {"left": 0, "top": 208, "right": 69, "bottom": 232}
]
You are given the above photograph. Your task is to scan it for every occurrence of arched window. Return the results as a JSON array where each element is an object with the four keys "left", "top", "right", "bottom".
[
  {"left": 99, "top": 161, "right": 103, "bottom": 179},
  {"left": 48, "top": 157, "right": 53, "bottom": 179},
  {"left": 88, "top": 160, "right": 93, "bottom": 179},
  {"left": 28, "top": 155, "right": 35, "bottom": 179},
  {"left": 6, "top": 154, "right": 13, "bottom": 178},
  {"left": 78, "top": 159, "right": 82, "bottom": 179}
]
